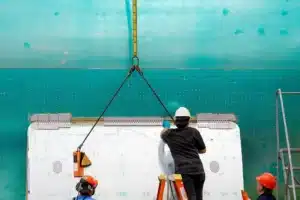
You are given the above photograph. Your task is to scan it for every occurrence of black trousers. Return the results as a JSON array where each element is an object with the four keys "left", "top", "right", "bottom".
[{"left": 182, "top": 173, "right": 205, "bottom": 200}]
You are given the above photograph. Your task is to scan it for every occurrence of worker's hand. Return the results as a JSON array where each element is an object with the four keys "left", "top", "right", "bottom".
[{"left": 162, "top": 120, "right": 171, "bottom": 129}]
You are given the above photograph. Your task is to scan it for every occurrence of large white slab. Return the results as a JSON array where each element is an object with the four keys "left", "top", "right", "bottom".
[{"left": 27, "top": 121, "right": 243, "bottom": 200}]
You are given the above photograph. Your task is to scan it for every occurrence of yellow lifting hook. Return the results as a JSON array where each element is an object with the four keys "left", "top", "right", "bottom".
[{"left": 132, "top": 0, "right": 139, "bottom": 66}]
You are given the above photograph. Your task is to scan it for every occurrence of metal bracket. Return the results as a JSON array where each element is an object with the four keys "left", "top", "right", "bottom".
[
  {"left": 196, "top": 113, "right": 237, "bottom": 122},
  {"left": 197, "top": 122, "right": 236, "bottom": 129},
  {"left": 196, "top": 113, "right": 237, "bottom": 129},
  {"left": 29, "top": 113, "right": 72, "bottom": 130},
  {"left": 103, "top": 117, "right": 163, "bottom": 126}
]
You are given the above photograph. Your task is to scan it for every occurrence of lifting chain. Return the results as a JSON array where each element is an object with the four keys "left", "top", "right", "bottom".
[{"left": 77, "top": 0, "right": 174, "bottom": 151}]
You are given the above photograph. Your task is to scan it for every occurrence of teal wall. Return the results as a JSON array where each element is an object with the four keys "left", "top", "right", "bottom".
[
  {"left": 1, "top": 0, "right": 300, "bottom": 69},
  {"left": 1, "top": 0, "right": 300, "bottom": 199}
]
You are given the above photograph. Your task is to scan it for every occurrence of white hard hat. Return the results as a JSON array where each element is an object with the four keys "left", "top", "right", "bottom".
[{"left": 174, "top": 107, "right": 191, "bottom": 117}]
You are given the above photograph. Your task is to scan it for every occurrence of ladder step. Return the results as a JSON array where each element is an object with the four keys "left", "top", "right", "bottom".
[
  {"left": 288, "top": 185, "right": 300, "bottom": 189},
  {"left": 285, "top": 166, "right": 300, "bottom": 170},
  {"left": 280, "top": 148, "right": 300, "bottom": 153}
]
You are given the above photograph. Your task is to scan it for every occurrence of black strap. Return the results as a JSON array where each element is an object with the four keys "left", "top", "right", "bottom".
[
  {"left": 77, "top": 67, "right": 134, "bottom": 150},
  {"left": 138, "top": 71, "right": 175, "bottom": 122},
  {"left": 77, "top": 64, "right": 174, "bottom": 150}
]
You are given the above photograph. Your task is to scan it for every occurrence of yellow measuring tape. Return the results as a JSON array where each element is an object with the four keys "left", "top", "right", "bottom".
[{"left": 132, "top": 0, "right": 138, "bottom": 58}]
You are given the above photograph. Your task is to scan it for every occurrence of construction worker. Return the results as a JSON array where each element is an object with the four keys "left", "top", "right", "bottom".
[
  {"left": 256, "top": 172, "right": 276, "bottom": 200},
  {"left": 73, "top": 175, "right": 98, "bottom": 200},
  {"left": 161, "top": 107, "right": 206, "bottom": 200}
]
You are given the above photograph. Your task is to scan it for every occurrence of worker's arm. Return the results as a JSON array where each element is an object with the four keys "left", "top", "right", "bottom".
[
  {"left": 193, "top": 129, "right": 206, "bottom": 154},
  {"left": 160, "top": 120, "right": 171, "bottom": 142},
  {"left": 160, "top": 128, "right": 169, "bottom": 136},
  {"left": 161, "top": 129, "right": 170, "bottom": 142},
  {"left": 199, "top": 148, "right": 206, "bottom": 154}
]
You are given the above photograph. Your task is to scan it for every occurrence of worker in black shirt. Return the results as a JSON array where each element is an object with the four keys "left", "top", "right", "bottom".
[{"left": 161, "top": 107, "right": 206, "bottom": 200}]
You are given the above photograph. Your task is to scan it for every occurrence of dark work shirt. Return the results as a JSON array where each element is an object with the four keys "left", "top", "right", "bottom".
[
  {"left": 161, "top": 127, "right": 206, "bottom": 174},
  {"left": 257, "top": 193, "right": 276, "bottom": 200}
]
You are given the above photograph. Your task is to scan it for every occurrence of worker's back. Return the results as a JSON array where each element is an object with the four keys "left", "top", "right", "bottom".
[{"left": 161, "top": 126, "right": 205, "bottom": 174}]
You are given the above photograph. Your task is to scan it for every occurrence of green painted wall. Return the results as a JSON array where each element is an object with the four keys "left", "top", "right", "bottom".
[
  {"left": 1, "top": 69, "right": 300, "bottom": 199},
  {"left": 1, "top": 0, "right": 300, "bottom": 199}
]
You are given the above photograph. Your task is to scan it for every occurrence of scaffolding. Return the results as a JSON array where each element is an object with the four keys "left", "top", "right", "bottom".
[{"left": 276, "top": 89, "right": 300, "bottom": 200}]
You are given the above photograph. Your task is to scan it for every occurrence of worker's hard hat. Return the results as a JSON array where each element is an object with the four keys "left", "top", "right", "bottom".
[
  {"left": 76, "top": 175, "right": 98, "bottom": 196},
  {"left": 256, "top": 173, "right": 276, "bottom": 190},
  {"left": 175, "top": 107, "right": 191, "bottom": 118},
  {"left": 82, "top": 175, "right": 98, "bottom": 188}
]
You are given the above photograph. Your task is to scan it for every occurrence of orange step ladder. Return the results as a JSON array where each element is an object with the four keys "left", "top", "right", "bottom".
[
  {"left": 156, "top": 174, "right": 188, "bottom": 200},
  {"left": 157, "top": 175, "right": 249, "bottom": 200}
]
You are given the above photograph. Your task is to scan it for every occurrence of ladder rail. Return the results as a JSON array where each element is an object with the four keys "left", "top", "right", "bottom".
[
  {"left": 281, "top": 92, "right": 300, "bottom": 95},
  {"left": 276, "top": 94, "right": 280, "bottom": 200},
  {"left": 280, "top": 151, "right": 286, "bottom": 199},
  {"left": 277, "top": 89, "right": 297, "bottom": 199},
  {"left": 287, "top": 165, "right": 291, "bottom": 200},
  {"left": 281, "top": 151, "right": 290, "bottom": 200}
]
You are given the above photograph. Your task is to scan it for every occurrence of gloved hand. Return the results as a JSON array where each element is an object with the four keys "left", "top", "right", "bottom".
[{"left": 162, "top": 120, "right": 171, "bottom": 129}]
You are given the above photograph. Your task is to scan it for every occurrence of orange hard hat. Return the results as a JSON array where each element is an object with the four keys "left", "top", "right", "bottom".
[
  {"left": 82, "top": 175, "right": 98, "bottom": 188},
  {"left": 256, "top": 172, "right": 276, "bottom": 190}
]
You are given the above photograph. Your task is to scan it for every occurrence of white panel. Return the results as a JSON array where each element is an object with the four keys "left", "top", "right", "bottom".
[{"left": 27, "top": 122, "right": 243, "bottom": 200}]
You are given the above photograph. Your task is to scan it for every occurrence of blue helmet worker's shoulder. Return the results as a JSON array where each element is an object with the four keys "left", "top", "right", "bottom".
[
  {"left": 75, "top": 196, "right": 96, "bottom": 200},
  {"left": 85, "top": 197, "right": 95, "bottom": 200}
]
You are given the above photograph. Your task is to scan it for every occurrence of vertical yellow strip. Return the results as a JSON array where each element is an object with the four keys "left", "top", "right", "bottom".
[{"left": 132, "top": 0, "right": 137, "bottom": 57}]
